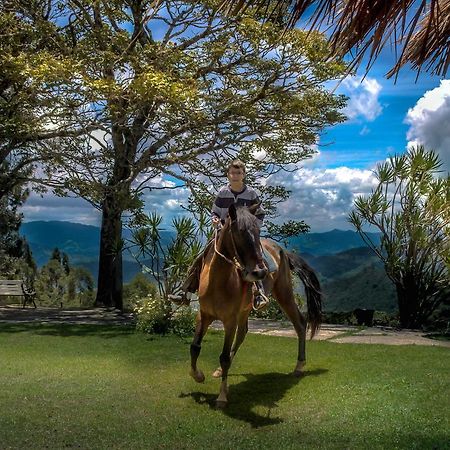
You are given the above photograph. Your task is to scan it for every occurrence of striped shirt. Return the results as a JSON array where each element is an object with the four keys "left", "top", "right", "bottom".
[{"left": 211, "top": 184, "right": 265, "bottom": 227}]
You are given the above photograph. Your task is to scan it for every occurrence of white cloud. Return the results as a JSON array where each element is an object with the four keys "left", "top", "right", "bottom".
[
  {"left": 405, "top": 79, "right": 450, "bottom": 173},
  {"left": 21, "top": 167, "right": 380, "bottom": 233},
  {"left": 268, "top": 166, "right": 378, "bottom": 231},
  {"left": 342, "top": 76, "right": 383, "bottom": 122},
  {"left": 21, "top": 191, "right": 101, "bottom": 226},
  {"left": 21, "top": 178, "right": 191, "bottom": 228}
]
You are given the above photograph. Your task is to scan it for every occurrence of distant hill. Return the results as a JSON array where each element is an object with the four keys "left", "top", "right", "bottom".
[
  {"left": 321, "top": 264, "right": 397, "bottom": 313},
  {"left": 20, "top": 221, "right": 174, "bottom": 280},
  {"left": 288, "top": 229, "right": 380, "bottom": 256},
  {"left": 20, "top": 221, "right": 396, "bottom": 312},
  {"left": 21, "top": 221, "right": 380, "bottom": 269},
  {"left": 21, "top": 221, "right": 100, "bottom": 266},
  {"left": 298, "top": 246, "right": 397, "bottom": 313},
  {"left": 299, "top": 246, "right": 382, "bottom": 282}
]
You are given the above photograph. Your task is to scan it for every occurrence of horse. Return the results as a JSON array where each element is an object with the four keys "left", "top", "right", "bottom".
[{"left": 189, "top": 204, "right": 322, "bottom": 407}]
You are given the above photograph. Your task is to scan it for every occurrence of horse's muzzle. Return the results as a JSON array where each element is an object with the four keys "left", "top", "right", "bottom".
[{"left": 242, "top": 267, "right": 267, "bottom": 282}]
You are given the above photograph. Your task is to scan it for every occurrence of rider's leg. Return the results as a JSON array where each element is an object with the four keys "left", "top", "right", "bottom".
[{"left": 168, "top": 239, "right": 214, "bottom": 305}]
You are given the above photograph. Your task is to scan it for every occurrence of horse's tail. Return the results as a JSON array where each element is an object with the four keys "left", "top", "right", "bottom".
[{"left": 286, "top": 251, "right": 322, "bottom": 338}]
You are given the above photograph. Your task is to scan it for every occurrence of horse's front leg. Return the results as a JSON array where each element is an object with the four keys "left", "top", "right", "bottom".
[
  {"left": 190, "top": 312, "right": 212, "bottom": 383},
  {"left": 213, "top": 313, "right": 249, "bottom": 378},
  {"left": 216, "top": 321, "right": 237, "bottom": 408}
]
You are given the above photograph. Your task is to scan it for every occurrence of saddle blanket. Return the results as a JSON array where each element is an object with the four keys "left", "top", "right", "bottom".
[{"left": 262, "top": 246, "right": 278, "bottom": 273}]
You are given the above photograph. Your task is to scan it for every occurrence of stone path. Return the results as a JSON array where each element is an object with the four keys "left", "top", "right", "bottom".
[
  {"left": 214, "top": 319, "right": 450, "bottom": 348},
  {"left": 0, "top": 305, "right": 133, "bottom": 325},
  {"left": 0, "top": 306, "right": 448, "bottom": 347}
]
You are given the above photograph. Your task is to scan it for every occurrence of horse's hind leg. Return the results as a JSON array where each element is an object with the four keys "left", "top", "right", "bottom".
[
  {"left": 190, "top": 312, "right": 212, "bottom": 383},
  {"left": 273, "top": 285, "right": 307, "bottom": 377},
  {"left": 216, "top": 321, "right": 237, "bottom": 408}
]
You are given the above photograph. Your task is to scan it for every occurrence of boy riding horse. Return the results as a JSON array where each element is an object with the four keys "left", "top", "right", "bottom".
[{"left": 169, "top": 159, "right": 270, "bottom": 309}]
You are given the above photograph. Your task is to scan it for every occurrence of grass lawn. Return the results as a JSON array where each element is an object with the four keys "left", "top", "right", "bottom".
[{"left": 0, "top": 323, "right": 448, "bottom": 450}]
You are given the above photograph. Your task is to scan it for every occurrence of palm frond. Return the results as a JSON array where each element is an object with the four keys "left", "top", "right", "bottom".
[{"left": 218, "top": 0, "right": 449, "bottom": 77}]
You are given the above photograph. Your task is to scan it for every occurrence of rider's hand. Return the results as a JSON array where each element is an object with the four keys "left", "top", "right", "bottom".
[{"left": 212, "top": 216, "right": 221, "bottom": 228}]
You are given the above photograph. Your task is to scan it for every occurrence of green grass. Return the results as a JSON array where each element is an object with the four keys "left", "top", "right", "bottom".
[{"left": 0, "top": 324, "right": 449, "bottom": 450}]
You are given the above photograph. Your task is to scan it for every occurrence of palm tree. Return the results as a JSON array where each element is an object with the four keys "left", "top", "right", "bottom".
[{"left": 219, "top": 0, "right": 450, "bottom": 78}]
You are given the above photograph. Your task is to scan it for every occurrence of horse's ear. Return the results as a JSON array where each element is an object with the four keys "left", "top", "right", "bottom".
[
  {"left": 228, "top": 203, "right": 237, "bottom": 221},
  {"left": 248, "top": 203, "right": 260, "bottom": 215}
]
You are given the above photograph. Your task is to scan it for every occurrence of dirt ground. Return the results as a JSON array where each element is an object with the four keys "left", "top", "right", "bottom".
[
  {"left": 0, "top": 305, "right": 448, "bottom": 348},
  {"left": 242, "top": 319, "right": 450, "bottom": 348}
]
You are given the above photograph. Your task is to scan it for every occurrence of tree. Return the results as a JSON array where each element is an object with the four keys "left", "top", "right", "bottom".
[
  {"left": 21, "top": 0, "right": 346, "bottom": 309},
  {"left": 127, "top": 212, "right": 209, "bottom": 299},
  {"left": 34, "top": 252, "right": 95, "bottom": 306},
  {"left": 221, "top": 0, "right": 450, "bottom": 78},
  {"left": 0, "top": 180, "right": 32, "bottom": 276},
  {"left": 349, "top": 146, "right": 450, "bottom": 328},
  {"left": 0, "top": 1, "right": 85, "bottom": 201}
]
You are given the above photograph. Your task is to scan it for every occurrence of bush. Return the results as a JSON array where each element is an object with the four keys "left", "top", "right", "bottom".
[
  {"left": 251, "top": 292, "right": 304, "bottom": 321},
  {"left": 123, "top": 273, "right": 158, "bottom": 311},
  {"left": 170, "top": 307, "right": 197, "bottom": 337},
  {"left": 251, "top": 298, "right": 284, "bottom": 320},
  {"left": 134, "top": 295, "right": 196, "bottom": 337}
]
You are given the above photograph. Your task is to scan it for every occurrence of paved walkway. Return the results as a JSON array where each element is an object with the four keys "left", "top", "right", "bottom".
[
  {"left": 239, "top": 319, "right": 450, "bottom": 348},
  {"left": 0, "top": 305, "right": 133, "bottom": 325},
  {"left": 0, "top": 306, "right": 448, "bottom": 347}
]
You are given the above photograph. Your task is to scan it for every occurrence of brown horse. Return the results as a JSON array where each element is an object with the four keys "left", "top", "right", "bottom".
[{"left": 189, "top": 204, "right": 322, "bottom": 407}]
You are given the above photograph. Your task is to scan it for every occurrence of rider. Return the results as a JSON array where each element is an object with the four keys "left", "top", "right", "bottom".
[{"left": 169, "top": 159, "right": 270, "bottom": 309}]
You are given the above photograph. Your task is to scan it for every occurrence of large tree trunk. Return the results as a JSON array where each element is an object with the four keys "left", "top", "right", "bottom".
[{"left": 95, "top": 193, "right": 123, "bottom": 310}]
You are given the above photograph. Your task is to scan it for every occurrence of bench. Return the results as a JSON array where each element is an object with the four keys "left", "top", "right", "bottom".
[{"left": 0, "top": 280, "right": 37, "bottom": 308}]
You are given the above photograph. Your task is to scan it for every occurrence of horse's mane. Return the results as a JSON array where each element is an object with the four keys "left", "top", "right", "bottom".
[{"left": 235, "top": 206, "right": 259, "bottom": 234}]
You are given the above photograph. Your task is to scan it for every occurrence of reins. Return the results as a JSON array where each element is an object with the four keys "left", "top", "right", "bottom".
[
  {"left": 213, "top": 225, "right": 251, "bottom": 305},
  {"left": 213, "top": 225, "right": 245, "bottom": 271}
]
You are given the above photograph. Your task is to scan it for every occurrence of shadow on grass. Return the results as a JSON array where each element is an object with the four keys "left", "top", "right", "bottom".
[
  {"left": 0, "top": 323, "right": 135, "bottom": 338},
  {"left": 180, "top": 369, "right": 328, "bottom": 428}
]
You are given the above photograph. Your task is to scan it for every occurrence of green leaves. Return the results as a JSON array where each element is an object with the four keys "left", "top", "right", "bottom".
[
  {"left": 126, "top": 210, "right": 209, "bottom": 299},
  {"left": 348, "top": 146, "right": 450, "bottom": 327}
]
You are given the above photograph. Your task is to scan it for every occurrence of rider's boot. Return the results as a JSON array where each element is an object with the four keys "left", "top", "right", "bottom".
[{"left": 253, "top": 280, "right": 270, "bottom": 310}]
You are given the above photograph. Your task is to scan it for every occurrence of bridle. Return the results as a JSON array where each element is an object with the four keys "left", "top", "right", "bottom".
[{"left": 213, "top": 221, "right": 246, "bottom": 272}]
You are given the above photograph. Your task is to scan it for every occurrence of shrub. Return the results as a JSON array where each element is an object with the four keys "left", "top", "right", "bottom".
[
  {"left": 251, "top": 298, "right": 284, "bottom": 320},
  {"left": 171, "top": 307, "right": 197, "bottom": 337},
  {"left": 251, "top": 292, "right": 304, "bottom": 321},
  {"left": 123, "top": 273, "right": 158, "bottom": 311},
  {"left": 134, "top": 295, "right": 171, "bottom": 335},
  {"left": 134, "top": 295, "right": 196, "bottom": 337}
]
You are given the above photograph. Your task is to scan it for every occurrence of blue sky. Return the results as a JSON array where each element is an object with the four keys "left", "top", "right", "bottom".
[{"left": 21, "top": 36, "right": 450, "bottom": 233}]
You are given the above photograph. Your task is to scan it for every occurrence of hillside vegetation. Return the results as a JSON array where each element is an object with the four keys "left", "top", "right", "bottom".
[{"left": 20, "top": 221, "right": 395, "bottom": 312}]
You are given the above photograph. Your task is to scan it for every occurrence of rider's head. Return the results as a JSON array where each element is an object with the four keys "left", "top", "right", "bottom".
[
  {"left": 226, "top": 159, "right": 246, "bottom": 185},
  {"left": 226, "top": 159, "right": 246, "bottom": 175}
]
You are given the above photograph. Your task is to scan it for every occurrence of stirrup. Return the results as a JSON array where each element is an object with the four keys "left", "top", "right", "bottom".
[{"left": 253, "top": 292, "right": 270, "bottom": 311}]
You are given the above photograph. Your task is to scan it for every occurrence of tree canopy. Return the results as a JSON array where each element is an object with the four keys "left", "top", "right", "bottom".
[{"left": 5, "top": 0, "right": 347, "bottom": 308}]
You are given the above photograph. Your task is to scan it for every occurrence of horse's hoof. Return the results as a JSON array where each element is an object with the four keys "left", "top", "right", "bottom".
[
  {"left": 293, "top": 361, "right": 305, "bottom": 377},
  {"left": 212, "top": 368, "right": 222, "bottom": 378},
  {"left": 215, "top": 400, "right": 227, "bottom": 409},
  {"left": 190, "top": 369, "right": 205, "bottom": 383}
]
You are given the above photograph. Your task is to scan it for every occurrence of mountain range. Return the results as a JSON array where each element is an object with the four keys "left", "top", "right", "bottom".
[{"left": 20, "top": 221, "right": 396, "bottom": 312}]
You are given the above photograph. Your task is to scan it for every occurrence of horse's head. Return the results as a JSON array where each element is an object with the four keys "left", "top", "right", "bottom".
[{"left": 224, "top": 204, "right": 267, "bottom": 282}]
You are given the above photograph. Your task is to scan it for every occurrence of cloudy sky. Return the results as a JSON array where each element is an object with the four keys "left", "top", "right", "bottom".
[{"left": 22, "top": 48, "right": 449, "bottom": 233}]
